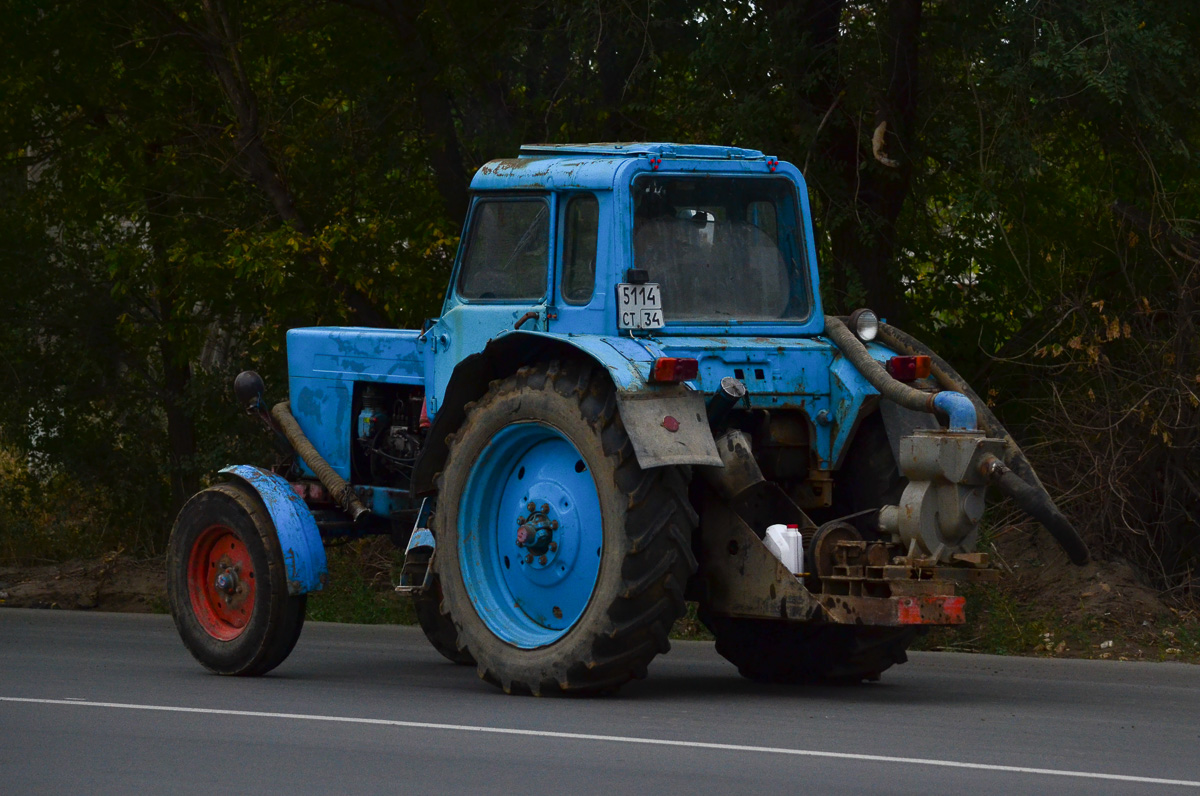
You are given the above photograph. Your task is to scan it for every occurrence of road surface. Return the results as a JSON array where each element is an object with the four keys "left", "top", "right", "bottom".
[{"left": 2, "top": 609, "right": 1198, "bottom": 794}]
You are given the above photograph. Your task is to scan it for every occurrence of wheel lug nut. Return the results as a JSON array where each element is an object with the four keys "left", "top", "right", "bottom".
[
  {"left": 538, "top": 555, "right": 547, "bottom": 565},
  {"left": 527, "top": 502, "right": 536, "bottom": 512},
  {"left": 541, "top": 503, "right": 550, "bottom": 514},
  {"left": 548, "top": 542, "right": 557, "bottom": 552},
  {"left": 517, "top": 515, "right": 527, "bottom": 525},
  {"left": 550, "top": 520, "right": 558, "bottom": 530},
  {"left": 525, "top": 554, "right": 534, "bottom": 564}
]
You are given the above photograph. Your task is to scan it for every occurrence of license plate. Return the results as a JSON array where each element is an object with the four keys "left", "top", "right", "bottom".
[{"left": 616, "top": 283, "right": 663, "bottom": 330}]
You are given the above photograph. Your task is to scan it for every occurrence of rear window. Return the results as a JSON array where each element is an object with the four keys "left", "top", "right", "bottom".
[{"left": 632, "top": 176, "right": 809, "bottom": 321}]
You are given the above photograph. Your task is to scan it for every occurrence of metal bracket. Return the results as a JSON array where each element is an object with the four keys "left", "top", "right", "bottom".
[
  {"left": 395, "top": 498, "right": 435, "bottom": 596},
  {"left": 695, "top": 497, "right": 824, "bottom": 622}
]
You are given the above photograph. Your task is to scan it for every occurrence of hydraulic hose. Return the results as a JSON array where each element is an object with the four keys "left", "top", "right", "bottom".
[
  {"left": 271, "top": 401, "right": 370, "bottom": 522},
  {"left": 823, "top": 316, "right": 977, "bottom": 429},
  {"left": 825, "top": 316, "right": 1090, "bottom": 565},
  {"left": 981, "top": 455, "right": 1090, "bottom": 565}
]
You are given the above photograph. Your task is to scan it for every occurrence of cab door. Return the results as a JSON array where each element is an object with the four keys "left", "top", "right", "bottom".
[{"left": 427, "top": 194, "right": 552, "bottom": 415}]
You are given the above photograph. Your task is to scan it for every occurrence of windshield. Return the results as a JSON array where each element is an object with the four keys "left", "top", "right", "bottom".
[{"left": 632, "top": 175, "right": 809, "bottom": 322}]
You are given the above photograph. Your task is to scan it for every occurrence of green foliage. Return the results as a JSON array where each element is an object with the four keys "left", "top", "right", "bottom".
[{"left": 1, "top": 0, "right": 1197, "bottom": 587}]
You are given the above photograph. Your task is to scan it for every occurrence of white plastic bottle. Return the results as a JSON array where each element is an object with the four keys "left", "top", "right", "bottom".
[{"left": 764, "top": 523, "right": 805, "bottom": 575}]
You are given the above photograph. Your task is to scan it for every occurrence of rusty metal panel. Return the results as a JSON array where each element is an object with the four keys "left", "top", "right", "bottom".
[
  {"left": 695, "top": 498, "right": 824, "bottom": 621},
  {"left": 819, "top": 593, "right": 966, "bottom": 625},
  {"left": 616, "top": 388, "right": 722, "bottom": 468}
]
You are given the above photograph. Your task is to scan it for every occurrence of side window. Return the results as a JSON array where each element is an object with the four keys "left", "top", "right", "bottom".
[
  {"left": 561, "top": 194, "right": 599, "bottom": 304},
  {"left": 457, "top": 198, "right": 549, "bottom": 300}
]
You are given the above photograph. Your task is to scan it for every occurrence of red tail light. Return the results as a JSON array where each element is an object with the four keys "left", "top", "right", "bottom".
[
  {"left": 650, "top": 357, "right": 699, "bottom": 383},
  {"left": 886, "top": 355, "right": 931, "bottom": 381}
]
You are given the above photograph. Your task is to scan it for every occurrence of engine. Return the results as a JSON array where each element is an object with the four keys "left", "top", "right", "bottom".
[{"left": 353, "top": 384, "right": 426, "bottom": 491}]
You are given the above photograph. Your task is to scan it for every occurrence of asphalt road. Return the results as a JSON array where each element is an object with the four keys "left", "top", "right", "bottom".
[{"left": 2, "top": 609, "right": 1198, "bottom": 795}]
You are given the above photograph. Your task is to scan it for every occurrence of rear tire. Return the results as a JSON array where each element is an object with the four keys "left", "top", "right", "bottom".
[
  {"left": 699, "top": 609, "right": 919, "bottom": 683},
  {"left": 167, "top": 483, "right": 306, "bottom": 676},
  {"left": 433, "top": 360, "right": 698, "bottom": 695}
]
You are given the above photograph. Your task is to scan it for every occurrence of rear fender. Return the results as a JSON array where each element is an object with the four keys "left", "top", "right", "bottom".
[
  {"left": 220, "top": 465, "right": 327, "bottom": 595},
  {"left": 412, "top": 331, "right": 721, "bottom": 494}
]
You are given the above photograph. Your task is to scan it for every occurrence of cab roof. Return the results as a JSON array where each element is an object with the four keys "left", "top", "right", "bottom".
[
  {"left": 471, "top": 142, "right": 776, "bottom": 192},
  {"left": 519, "top": 142, "right": 765, "bottom": 160}
]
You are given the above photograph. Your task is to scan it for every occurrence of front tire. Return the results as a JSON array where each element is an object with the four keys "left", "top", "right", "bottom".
[
  {"left": 167, "top": 483, "right": 306, "bottom": 676},
  {"left": 433, "top": 360, "right": 698, "bottom": 695}
]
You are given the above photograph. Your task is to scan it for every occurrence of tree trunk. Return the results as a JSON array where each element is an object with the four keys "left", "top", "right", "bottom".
[
  {"left": 335, "top": 0, "right": 470, "bottom": 226},
  {"left": 828, "top": 0, "right": 922, "bottom": 325}
]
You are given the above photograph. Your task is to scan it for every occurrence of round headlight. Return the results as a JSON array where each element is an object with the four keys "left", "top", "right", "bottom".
[{"left": 848, "top": 308, "right": 879, "bottom": 342}]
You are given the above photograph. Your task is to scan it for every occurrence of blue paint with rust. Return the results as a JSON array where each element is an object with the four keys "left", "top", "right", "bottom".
[
  {"left": 287, "top": 327, "right": 427, "bottom": 479},
  {"left": 406, "top": 528, "right": 435, "bottom": 553},
  {"left": 933, "top": 391, "right": 978, "bottom": 431},
  {"left": 279, "top": 142, "right": 909, "bottom": 505},
  {"left": 219, "top": 465, "right": 327, "bottom": 595}
]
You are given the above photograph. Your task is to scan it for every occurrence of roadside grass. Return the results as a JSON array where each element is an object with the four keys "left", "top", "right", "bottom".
[
  {"left": 913, "top": 582, "right": 1200, "bottom": 663},
  {"left": 305, "top": 538, "right": 416, "bottom": 625}
]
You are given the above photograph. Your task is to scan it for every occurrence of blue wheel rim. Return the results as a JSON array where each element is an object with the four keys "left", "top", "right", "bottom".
[{"left": 458, "top": 422, "right": 604, "bottom": 648}]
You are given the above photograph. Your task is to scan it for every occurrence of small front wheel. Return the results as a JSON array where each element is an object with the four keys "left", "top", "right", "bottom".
[{"left": 167, "top": 483, "right": 306, "bottom": 676}]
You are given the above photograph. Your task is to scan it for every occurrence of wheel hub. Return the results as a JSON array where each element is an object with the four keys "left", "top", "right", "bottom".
[
  {"left": 186, "top": 525, "right": 257, "bottom": 641},
  {"left": 516, "top": 502, "right": 560, "bottom": 563}
]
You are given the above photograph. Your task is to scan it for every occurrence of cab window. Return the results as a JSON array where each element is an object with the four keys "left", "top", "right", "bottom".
[
  {"left": 457, "top": 198, "right": 549, "bottom": 300},
  {"left": 561, "top": 194, "right": 599, "bottom": 304}
]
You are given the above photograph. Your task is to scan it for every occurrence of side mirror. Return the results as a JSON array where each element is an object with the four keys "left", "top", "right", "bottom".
[{"left": 233, "top": 370, "right": 266, "bottom": 411}]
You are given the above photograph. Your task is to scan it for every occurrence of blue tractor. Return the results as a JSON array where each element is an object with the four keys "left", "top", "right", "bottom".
[{"left": 167, "top": 143, "right": 1088, "bottom": 693}]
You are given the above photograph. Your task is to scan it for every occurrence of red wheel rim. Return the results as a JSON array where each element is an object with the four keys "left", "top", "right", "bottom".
[{"left": 187, "top": 525, "right": 257, "bottom": 641}]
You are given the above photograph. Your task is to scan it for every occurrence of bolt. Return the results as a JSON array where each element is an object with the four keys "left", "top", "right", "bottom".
[
  {"left": 548, "top": 542, "right": 558, "bottom": 552},
  {"left": 538, "top": 555, "right": 547, "bottom": 565},
  {"left": 525, "top": 554, "right": 534, "bottom": 564},
  {"left": 550, "top": 520, "right": 559, "bottom": 530},
  {"left": 214, "top": 570, "right": 238, "bottom": 594},
  {"left": 527, "top": 502, "right": 536, "bottom": 512},
  {"left": 518, "top": 515, "right": 527, "bottom": 525},
  {"left": 541, "top": 503, "right": 550, "bottom": 514}
]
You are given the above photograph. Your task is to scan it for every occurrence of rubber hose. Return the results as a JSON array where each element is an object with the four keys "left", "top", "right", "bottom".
[
  {"left": 876, "top": 322, "right": 1091, "bottom": 565},
  {"left": 823, "top": 316, "right": 942, "bottom": 417},
  {"left": 982, "top": 456, "right": 1089, "bottom": 565},
  {"left": 271, "top": 401, "right": 370, "bottom": 522},
  {"left": 876, "top": 322, "right": 1043, "bottom": 490}
]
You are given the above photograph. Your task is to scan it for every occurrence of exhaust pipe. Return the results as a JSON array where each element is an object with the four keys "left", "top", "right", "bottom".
[{"left": 271, "top": 401, "right": 370, "bottom": 523}]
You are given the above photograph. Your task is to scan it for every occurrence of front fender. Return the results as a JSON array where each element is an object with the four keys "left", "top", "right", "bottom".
[{"left": 220, "top": 465, "right": 327, "bottom": 595}]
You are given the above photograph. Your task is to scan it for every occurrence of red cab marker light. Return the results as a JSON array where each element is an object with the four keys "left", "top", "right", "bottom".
[
  {"left": 650, "top": 357, "right": 699, "bottom": 383},
  {"left": 886, "top": 355, "right": 931, "bottom": 381}
]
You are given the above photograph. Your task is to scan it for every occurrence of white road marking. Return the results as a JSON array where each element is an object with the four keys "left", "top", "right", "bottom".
[{"left": 3, "top": 695, "right": 1198, "bottom": 788}]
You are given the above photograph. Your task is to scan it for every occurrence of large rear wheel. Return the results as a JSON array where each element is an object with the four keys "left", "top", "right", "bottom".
[
  {"left": 433, "top": 360, "right": 697, "bottom": 695},
  {"left": 167, "top": 482, "right": 306, "bottom": 676}
]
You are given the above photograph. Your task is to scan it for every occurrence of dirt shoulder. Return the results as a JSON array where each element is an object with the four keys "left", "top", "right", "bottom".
[
  {"left": 0, "top": 553, "right": 168, "bottom": 613},
  {"left": 916, "top": 522, "right": 1200, "bottom": 663}
]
